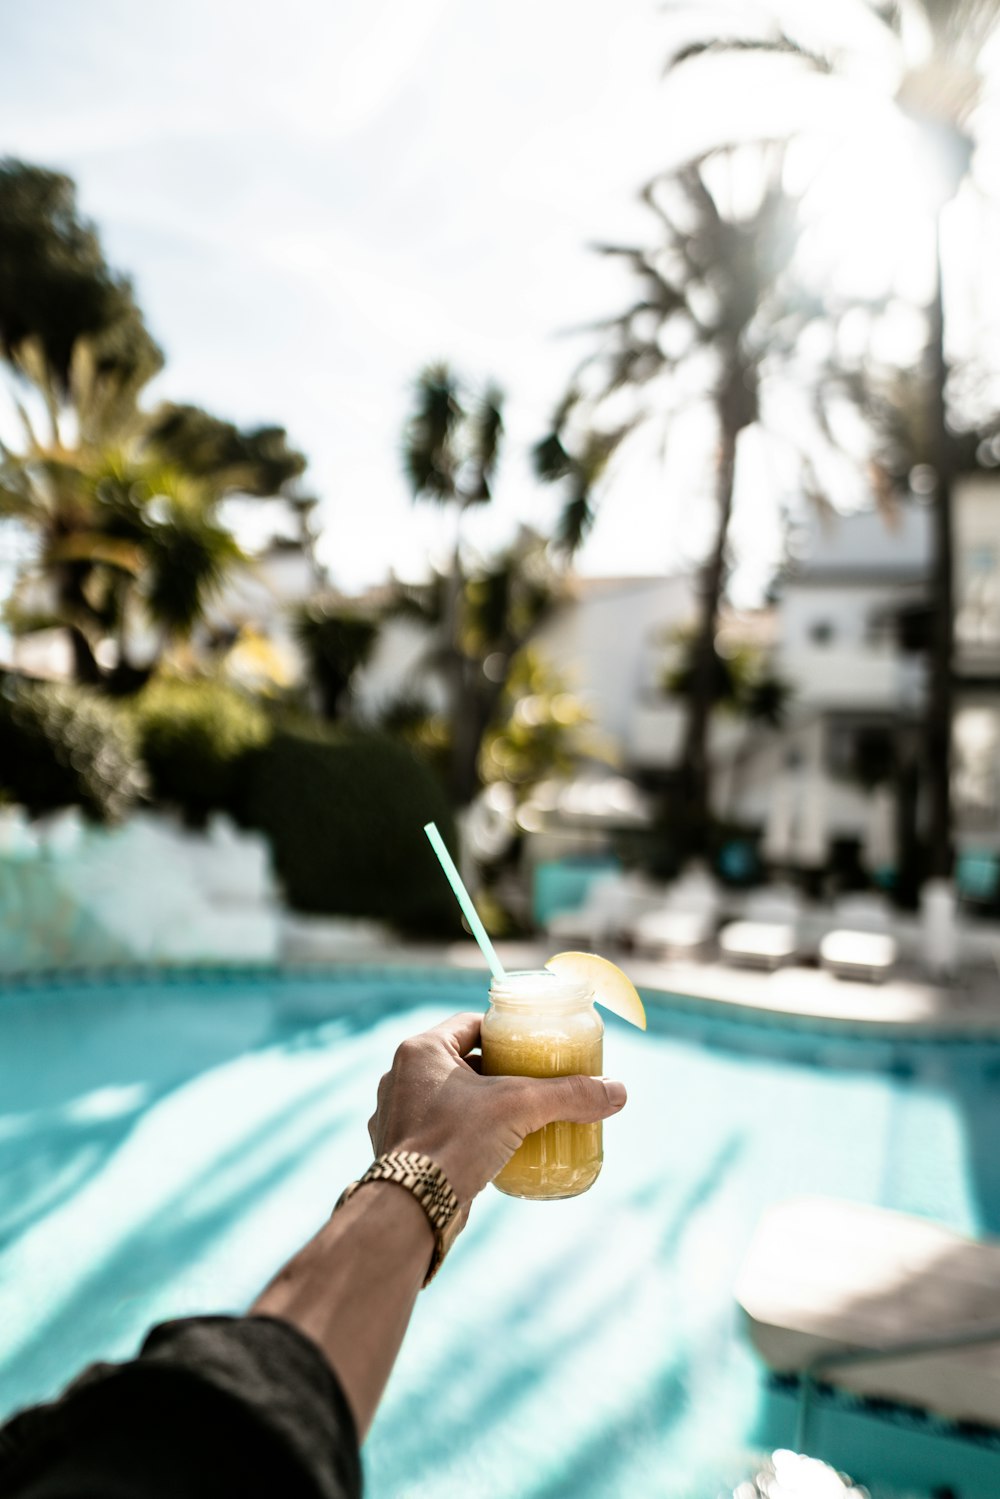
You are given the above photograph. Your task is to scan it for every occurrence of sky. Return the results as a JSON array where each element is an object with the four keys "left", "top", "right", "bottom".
[{"left": 3, "top": 0, "right": 999, "bottom": 600}]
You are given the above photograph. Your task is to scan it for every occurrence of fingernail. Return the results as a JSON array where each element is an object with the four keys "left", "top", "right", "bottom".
[{"left": 602, "top": 1079, "right": 626, "bottom": 1108}]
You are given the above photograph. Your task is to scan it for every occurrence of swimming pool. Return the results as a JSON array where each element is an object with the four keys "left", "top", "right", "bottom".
[{"left": 2, "top": 966, "right": 1000, "bottom": 1498}]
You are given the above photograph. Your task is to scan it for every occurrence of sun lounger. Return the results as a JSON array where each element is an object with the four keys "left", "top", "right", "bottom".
[
  {"left": 736, "top": 1196, "right": 1000, "bottom": 1427},
  {"left": 719, "top": 920, "right": 799, "bottom": 970},
  {"left": 819, "top": 930, "right": 898, "bottom": 982},
  {"left": 718, "top": 885, "right": 805, "bottom": 970}
]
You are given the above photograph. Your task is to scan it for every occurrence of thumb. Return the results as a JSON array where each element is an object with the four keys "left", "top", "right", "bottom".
[{"left": 514, "top": 1074, "right": 627, "bottom": 1135}]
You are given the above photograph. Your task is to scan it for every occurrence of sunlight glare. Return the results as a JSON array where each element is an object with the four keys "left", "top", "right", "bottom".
[{"left": 797, "top": 106, "right": 937, "bottom": 308}]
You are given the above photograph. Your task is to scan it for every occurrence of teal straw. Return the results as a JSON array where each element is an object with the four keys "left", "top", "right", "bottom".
[{"left": 423, "top": 822, "right": 506, "bottom": 979}]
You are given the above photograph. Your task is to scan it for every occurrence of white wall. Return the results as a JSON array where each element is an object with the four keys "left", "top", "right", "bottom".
[
  {"left": 781, "top": 582, "right": 902, "bottom": 654},
  {"left": 354, "top": 617, "right": 447, "bottom": 717},
  {"left": 955, "top": 474, "right": 1000, "bottom": 667},
  {"left": 789, "top": 503, "right": 932, "bottom": 578},
  {"left": 538, "top": 575, "right": 695, "bottom": 748}
]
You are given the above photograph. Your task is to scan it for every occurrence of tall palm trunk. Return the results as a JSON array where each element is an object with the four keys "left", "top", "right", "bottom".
[
  {"left": 679, "top": 417, "right": 739, "bottom": 852},
  {"left": 58, "top": 566, "right": 103, "bottom": 686},
  {"left": 446, "top": 509, "right": 481, "bottom": 806},
  {"left": 925, "top": 216, "right": 954, "bottom": 880}
]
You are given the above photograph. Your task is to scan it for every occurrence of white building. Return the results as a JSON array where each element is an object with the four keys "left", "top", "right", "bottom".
[
  {"left": 953, "top": 474, "right": 1000, "bottom": 848},
  {"left": 720, "top": 503, "right": 932, "bottom": 874},
  {"left": 719, "top": 486, "right": 1000, "bottom": 877}
]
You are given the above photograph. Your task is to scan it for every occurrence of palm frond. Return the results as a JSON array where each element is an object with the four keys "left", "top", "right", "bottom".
[
  {"left": 469, "top": 385, "right": 504, "bottom": 478},
  {"left": 664, "top": 33, "right": 833, "bottom": 76},
  {"left": 145, "top": 504, "right": 244, "bottom": 635},
  {"left": 43, "top": 532, "right": 144, "bottom": 573},
  {"left": 382, "top": 575, "right": 446, "bottom": 628},
  {"left": 532, "top": 431, "right": 574, "bottom": 483},
  {"left": 556, "top": 486, "right": 595, "bottom": 555},
  {"left": 403, "top": 363, "right": 463, "bottom": 503}
]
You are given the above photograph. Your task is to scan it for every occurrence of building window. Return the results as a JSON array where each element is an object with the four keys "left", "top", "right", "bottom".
[
  {"left": 825, "top": 717, "right": 897, "bottom": 786},
  {"left": 809, "top": 620, "right": 835, "bottom": 646}
]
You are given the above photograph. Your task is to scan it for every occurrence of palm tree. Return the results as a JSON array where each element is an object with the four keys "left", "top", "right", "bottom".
[
  {"left": 0, "top": 158, "right": 163, "bottom": 393},
  {"left": 536, "top": 146, "right": 815, "bottom": 855},
  {"left": 293, "top": 603, "right": 380, "bottom": 720},
  {"left": 402, "top": 363, "right": 504, "bottom": 803},
  {"left": 660, "top": 0, "right": 1000, "bottom": 878},
  {"left": 0, "top": 339, "right": 245, "bottom": 691},
  {"left": 384, "top": 530, "right": 560, "bottom": 804}
]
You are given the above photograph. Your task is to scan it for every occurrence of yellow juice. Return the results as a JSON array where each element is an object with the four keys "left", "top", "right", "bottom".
[{"left": 481, "top": 970, "right": 604, "bottom": 1200}]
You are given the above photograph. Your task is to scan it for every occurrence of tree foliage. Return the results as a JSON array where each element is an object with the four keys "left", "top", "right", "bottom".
[
  {"left": 131, "top": 676, "right": 271, "bottom": 823},
  {"left": 0, "top": 159, "right": 163, "bottom": 392},
  {"left": 401, "top": 361, "right": 509, "bottom": 803},
  {"left": 146, "top": 403, "right": 307, "bottom": 497},
  {"left": 535, "top": 147, "right": 819, "bottom": 853},
  {"left": 662, "top": 626, "right": 791, "bottom": 727},
  {"left": 0, "top": 159, "right": 313, "bottom": 695},
  {"left": 382, "top": 530, "right": 564, "bottom": 804},
  {"left": 293, "top": 603, "right": 380, "bottom": 720},
  {"left": 0, "top": 676, "right": 145, "bottom": 822},
  {"left": 403, "top": 363, "right": 503, "bottom": 510}
]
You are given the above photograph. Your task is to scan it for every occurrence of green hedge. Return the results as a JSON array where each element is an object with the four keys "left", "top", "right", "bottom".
[
  {"left": 132, "top": 678, "right": 270, "bottom": 824},
  {"left": 240, "top": 727, "right": 460, "bottom": 933},
  {"left": 0, "top": 678, "right": 145, "bottom": 822}
]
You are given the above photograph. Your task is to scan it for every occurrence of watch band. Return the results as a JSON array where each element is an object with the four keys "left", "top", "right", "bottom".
[{"left": 335, "top": 1150, "right": 460, "bottom": 1287}]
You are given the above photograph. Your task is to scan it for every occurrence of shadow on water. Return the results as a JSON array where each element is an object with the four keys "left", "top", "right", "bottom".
[
  {"left": 3, "top": 1074, "right": 359, "bottom": 1411},
  {"left": 376, "top": 1133, "right": 744, "bottom": 1488},
  {"left": 947, "top": 1053, "right": 1000, "bottom": 1234},
  {"left": 0, "top": 975, "right": 411, "bottom": 1251},
  {"left": 0, "top": 1092, "right": 155, "bottom": 1250},
  {"left": 528, "top": 1351, "right": 691, "bottom": 1499},
  {"left": 647, "top": 989, "right": 1000, "bottom": 1236}
]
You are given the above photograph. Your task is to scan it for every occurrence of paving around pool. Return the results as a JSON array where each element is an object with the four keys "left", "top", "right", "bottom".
[{"left": 3, "top": 964, "right": 1000, "bottom": 1498}]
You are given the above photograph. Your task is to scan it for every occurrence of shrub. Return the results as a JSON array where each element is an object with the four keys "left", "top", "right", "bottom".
[
  {"left": 240, "top": 727, "right": 460, "bottom": 933},
  {"left": 132, "top": 677, "right": 271, "bottom": 823},
  {"left": 0, "top": 677, "right": 145, "bottom": 822}
]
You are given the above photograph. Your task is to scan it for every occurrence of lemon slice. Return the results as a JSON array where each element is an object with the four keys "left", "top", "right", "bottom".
[{"left": 546, "top": 951, "right": 647, "bottom": 1030}]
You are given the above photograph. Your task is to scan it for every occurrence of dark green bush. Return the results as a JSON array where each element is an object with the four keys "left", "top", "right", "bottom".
[
  {"left": 240, "top": 727, "right": 460, "bottom": 933},
  {"left": 0, "top": 677, "right": 145, "bottom": 821},
  {"left": 132, "top": 677, "right": 271, "bottom": 823}
]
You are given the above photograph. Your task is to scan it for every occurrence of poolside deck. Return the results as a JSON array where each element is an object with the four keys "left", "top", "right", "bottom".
[{"left": 282, "top": 923, "right": 1000, "bottom": 1037}]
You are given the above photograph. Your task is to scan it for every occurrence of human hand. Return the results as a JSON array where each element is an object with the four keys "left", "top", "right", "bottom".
[{"left": 368, "top": 1012, "right": 627, "bottom": 1211}]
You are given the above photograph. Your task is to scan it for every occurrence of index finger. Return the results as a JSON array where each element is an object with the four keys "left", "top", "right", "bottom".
[{"left": 426, "top": 1011, "right": 483, "bottom": 1057}]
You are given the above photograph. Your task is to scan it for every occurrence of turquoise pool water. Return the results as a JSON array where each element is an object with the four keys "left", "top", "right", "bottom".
[{"left": 2, "top": 968, "right": 1000, "bottom": 1498}]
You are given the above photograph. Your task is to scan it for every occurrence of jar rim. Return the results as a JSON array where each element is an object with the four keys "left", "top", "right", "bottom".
[{"left": 489, "top": 967, "right": 593, "bottom": 1007}]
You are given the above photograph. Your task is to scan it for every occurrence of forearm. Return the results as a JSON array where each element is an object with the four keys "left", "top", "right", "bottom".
[{"left": 249, "top": 1182, "right": 434, "bottom": 1440}]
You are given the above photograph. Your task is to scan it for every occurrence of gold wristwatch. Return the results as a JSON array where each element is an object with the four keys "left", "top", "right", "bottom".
[{"left": 335, "top": 1150, "right": 462, "bottom": 1287}]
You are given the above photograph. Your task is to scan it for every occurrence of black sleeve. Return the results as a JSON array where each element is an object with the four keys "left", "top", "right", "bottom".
[{"left": 0, "top": 1315, "right": 362, "bottom": 1499}]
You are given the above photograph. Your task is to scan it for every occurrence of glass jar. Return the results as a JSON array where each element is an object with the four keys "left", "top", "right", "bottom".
[{"left": 481, "top": 968, "right": 604, "bottom": 1200}]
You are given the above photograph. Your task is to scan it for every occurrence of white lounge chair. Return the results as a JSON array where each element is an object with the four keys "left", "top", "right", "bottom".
[
  {"left": 819, "top": 894, "right": 899, "bottom": 982},
  {"left": 737, "top": 1196, "right": 1000, "bottom": 1427},
  {"left": 719, "top": 888, "right": 803, "bottom": 970},
  {"left": 719, "top": 920, "right": 799, "bottom": 970},
  {"left": 819, "top": 930, "right": 898, "bottom": 983}
]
